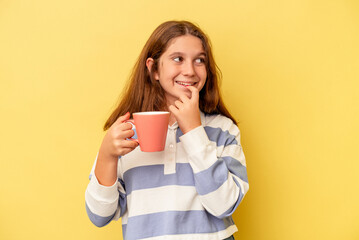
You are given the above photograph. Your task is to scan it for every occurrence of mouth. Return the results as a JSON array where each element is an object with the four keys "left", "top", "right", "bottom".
[{"left": 175, "top": 81, "right": 197, "bottom": 87}]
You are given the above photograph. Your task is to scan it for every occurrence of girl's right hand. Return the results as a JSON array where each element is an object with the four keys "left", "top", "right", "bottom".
[
  {"left": 98, "top": 112, "right": 139, "bottom": 162},
  {"left": 95, "top": 112, "right": 138, "bottom": 186}
]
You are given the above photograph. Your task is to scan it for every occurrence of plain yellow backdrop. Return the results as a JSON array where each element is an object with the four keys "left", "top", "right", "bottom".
[{"left": 1, "top": 0, "right": 358, "bottom": 239}]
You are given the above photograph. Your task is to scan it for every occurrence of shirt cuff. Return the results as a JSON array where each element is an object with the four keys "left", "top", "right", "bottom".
[
  {"left": 87, "top": 172, "right": 119, "bottom": 202},
  {"left": 179, "top": 126, "right": 209, "bottom": 154},
  {"left": 179, "top": 126, "right": 218, "bottom": 173}
]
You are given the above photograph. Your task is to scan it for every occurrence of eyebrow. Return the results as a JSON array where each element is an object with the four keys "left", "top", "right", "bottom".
[{"left": 168, "top": 52, "right": 207, "bottom": 58}]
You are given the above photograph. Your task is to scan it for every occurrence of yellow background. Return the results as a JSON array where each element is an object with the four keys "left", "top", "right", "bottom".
[{"left": 1, "top": 0, "right": 358, "bottom": 239}]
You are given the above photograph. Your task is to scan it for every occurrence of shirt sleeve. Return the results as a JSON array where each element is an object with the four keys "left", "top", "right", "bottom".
[
  {"left": 179, "top": 122, "right": 249, "bottom": 219},
  {"left": 85, "top": 156, "right": 126, "bottom": 227}
]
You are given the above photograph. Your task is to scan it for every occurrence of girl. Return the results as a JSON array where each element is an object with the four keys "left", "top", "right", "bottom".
[{"left": 85, "top": 20, "right": 249, "bottom": 240}]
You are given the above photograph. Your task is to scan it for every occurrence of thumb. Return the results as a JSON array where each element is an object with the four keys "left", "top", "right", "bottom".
[{"left": 116, "top": 112, "right": 131, "bottom": 124}]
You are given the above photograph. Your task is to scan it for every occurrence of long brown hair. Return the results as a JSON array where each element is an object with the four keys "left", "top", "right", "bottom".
[{"left": 104, "top": 20, "right": 237, "bottom": 130}]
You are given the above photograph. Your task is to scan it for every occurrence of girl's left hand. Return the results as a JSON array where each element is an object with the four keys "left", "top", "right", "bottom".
[{"left": 168, "top": 86, "right": 202, "bottom": 134}]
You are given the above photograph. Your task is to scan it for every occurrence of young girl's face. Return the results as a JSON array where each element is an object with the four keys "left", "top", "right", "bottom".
[{"left": 154, "top": 35, "right": 207, "bottom": 106}]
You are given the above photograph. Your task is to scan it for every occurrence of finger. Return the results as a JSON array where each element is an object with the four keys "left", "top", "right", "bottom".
[
  {"left": 120, "top": 147, "right": 137, "bottom": 156},
  {"left": 179, "top": 94, "right": 190, "bottom": 103},
  {"left": 174, "top": 100, "right": 184, "bottom": 109},
  {"left": 119, "top": 122, "right": 134, "bottom": 131},
  {"left": 168, "top": 105, "right": 179, "bottom": 115},
  {"left": 119, "top": 129, "right": 136, "bottom": 139},
  {"left": 115, "top": 112, "right": 131, "bottom": 124},
  {"left": 186, "top": 86, "right": 199, "bottom": 101},
  {"left": 116, "top": 139, "right": 138, "bottom": 149},
  {"left": 121, "top": 139, "right": 139, "bottom": 149}
]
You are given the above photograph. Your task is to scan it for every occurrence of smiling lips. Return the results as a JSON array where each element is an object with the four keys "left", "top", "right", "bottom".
[{"left": 175, "top": 81, "right": 197, "bottom": 87}]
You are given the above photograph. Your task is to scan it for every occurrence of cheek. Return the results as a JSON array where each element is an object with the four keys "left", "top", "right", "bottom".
[
  {"left": 200, "top": 69, "right": 207, "bottom": 82},
  {"left": 168, "top": 66, "right": 181, "bottom": 77},
  {"left": 198, "top": 70, "right": 207, "bottom": 90},
  {"left": 198, "top": 82, "right": 206, "bottom": 92},
  {"left": 203, "top": 71, "right": 208, "bottom": 80},
  {"left": 160, "top": 66, "right": 178, "bottom": 80}
]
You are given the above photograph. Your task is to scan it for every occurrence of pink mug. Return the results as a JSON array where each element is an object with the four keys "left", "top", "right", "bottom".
[{"left": 126, "top": 111, "right": 170, "bottom": 152}]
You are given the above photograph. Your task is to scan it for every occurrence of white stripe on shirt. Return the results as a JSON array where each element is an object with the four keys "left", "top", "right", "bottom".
[{"left": 127, "top": 185, "right": 203, "bottom": 218}]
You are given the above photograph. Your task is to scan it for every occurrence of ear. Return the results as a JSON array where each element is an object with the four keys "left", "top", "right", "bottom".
[{"left": 146, "top": 58, "right": 159, "bottom": 80}]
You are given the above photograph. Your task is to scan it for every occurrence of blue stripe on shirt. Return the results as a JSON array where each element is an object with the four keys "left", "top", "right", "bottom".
[
  {"left": 122, "top": 210, "right": 234, "bottom": 240},
  {"left": 204, "top": 126, "right": 238, "bottom": 146},
  {"left": 177, "top": 126, "right": 238, "bottom": 147},
  {"left": 223, "top": 156, "right": 248, "bottom": 183},
  {"left": 194, "top": 159, "right": 229, "bottom": 195},
  {"left": 85, "top": 203, "right": 115, "bottom": 227},
  {"left": 123, "top": 158, "right": 247, "bottom": 196},
  {"left": 123, "top": 163, "right": 195, "bottom": 195},
  {"left": 176, "top": 127, "right": 183, "bottom": 143}
]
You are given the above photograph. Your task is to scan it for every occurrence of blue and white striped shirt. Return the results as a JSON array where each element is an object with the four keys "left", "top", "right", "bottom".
[{"left": 85, "top": 112, "right": 249, "bottom": 240}]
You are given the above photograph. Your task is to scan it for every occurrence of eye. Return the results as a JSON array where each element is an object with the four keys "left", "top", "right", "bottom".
[
  {"left": 195, "top": 58, "right": 205, "bottom": 64},
  {"left": 173, "top": 56, "right": 183, "bottom": 62}
]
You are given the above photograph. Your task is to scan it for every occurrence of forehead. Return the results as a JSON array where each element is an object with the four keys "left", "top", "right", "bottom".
[{"left": 164, "top": 35, "right": 205, "bottom": 54}]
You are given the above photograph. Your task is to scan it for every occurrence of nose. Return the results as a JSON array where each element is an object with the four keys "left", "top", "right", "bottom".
[{"left": 182, "top": 61, "right": 195, "bottom": 77}]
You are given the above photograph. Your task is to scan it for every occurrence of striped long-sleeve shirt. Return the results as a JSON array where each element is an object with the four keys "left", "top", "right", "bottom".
[{"left": 85, "top": 112, "right": 249, "bottom": 240}]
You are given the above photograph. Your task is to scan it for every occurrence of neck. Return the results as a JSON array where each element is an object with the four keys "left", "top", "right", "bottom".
[
  {"left": 168, "top": 113, "right": 177, "bottom": 126},
  {"left": 165, "top": 97, "right": 177, "bottom": 126}
]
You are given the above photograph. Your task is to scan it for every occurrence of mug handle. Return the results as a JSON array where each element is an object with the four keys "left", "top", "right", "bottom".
[{"left": 125, "top": 119, "right": 139, "bottom": 144}]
